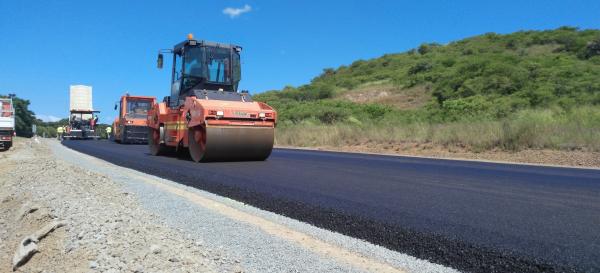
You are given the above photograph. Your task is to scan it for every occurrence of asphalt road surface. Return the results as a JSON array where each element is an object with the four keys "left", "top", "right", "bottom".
[{"left": 62, "top": 140, "right": 600, "bottom": 273}]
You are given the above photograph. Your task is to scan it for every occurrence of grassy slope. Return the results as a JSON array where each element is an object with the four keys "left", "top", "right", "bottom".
[{"left": 255, "top": 27, "right": 600, "bottom": 152}]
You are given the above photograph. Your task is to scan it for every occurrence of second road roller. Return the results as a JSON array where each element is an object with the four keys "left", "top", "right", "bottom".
[{"left": 147, "top": 34, "right": 277, "bottom": 162}]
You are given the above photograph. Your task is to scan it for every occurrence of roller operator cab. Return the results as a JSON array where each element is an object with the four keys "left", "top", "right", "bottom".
[
  {"left": 113, "top": 95, "right": 157, "bottom": 144},
  {"left": 147, "top": 35, "right": 277, "bottom": 162}
]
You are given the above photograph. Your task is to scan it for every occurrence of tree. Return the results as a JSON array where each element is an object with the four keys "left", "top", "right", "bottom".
[{"left": 12, "top": 96, "right": 36, "bottom": 137}]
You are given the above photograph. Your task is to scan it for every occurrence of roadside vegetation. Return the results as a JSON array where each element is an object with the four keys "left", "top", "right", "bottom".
[
  {"left": 34, "top": 118, "right": 111, "bottom": 139},
  {"left": 1, "top": 94, "right": 110, "bottom": 139},
  {"left": 255, "top": 27, "right": 600, "bottom": 152}
]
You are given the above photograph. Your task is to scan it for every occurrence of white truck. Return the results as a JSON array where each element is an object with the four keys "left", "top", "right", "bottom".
[
  {"left": 0, "top": 97, "right": 15, "bottom": 150},
  {"left": 64, "top": 85, "right": 100, "bottom": 140}
]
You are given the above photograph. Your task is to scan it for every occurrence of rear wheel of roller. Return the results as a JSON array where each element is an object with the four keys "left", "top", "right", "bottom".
[
  {"left": 148, "top": 127, "right": 167, "bottom": 156},
  {"left": 121, "top": 129, "right": 128, "bottom": 144},
  {"left": 188, "top": 126, "right": 207, "bottom": 162},
  {"left": 114, "top": 129, "right": 121, "bottom": 143}
]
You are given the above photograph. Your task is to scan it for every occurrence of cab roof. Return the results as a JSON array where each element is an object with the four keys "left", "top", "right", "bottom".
[
  {"left": 122, "top": 95, "right": 156, "bottom": 100},
  {"left": 70, "top": 109, "right": 100, "bottom": 113},
  {"left": 173, "top": 39, "right": 242, "bottom": 53}
]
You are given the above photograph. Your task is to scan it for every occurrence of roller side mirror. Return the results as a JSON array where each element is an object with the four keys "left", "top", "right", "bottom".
[{"left": 157, "top": 53, "right": 164, "bottom": 69}]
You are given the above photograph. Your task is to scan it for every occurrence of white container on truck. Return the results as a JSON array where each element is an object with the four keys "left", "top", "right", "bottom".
[
  {"left": 70, "top": 85, "right": 93, "bottom": 121},
  {"left": 70, "top": 85, "right": 93, "bottom": 111},
  {"left": 65, "top": 85, "right": 100, "bottom": 140}
]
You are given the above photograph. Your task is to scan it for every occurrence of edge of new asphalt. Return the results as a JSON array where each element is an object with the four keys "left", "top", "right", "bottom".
[
  {"left": 61, "top": 140, "right": 590, "bottom": 273},
  {"left": 49, "top": 139, "right": 459, "bottom": 273}
]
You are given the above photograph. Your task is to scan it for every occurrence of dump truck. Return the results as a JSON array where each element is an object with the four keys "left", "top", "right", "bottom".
[
  {"left": 0, "top": 97, "right": 15, "bottom": 150},
  {"left": 147, "top": 34, "right": 277, "bottom": 162},
  {"left": 113, "top": 94, "right": 157, "bottom": 144},
  {"left": 64, "top": 85, "right": 100, "bottom": 140}
]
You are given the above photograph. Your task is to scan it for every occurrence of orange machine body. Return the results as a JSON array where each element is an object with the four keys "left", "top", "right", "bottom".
[{"left": 113, "top": 95, "right": 156, "bottom": 144}]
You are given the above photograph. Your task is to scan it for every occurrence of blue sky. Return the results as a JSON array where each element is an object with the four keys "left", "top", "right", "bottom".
[{"left": 0, "top": 0, "right": 598, "bottom": 123}]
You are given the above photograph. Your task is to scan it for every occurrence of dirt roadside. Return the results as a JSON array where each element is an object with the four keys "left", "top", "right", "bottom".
[
  {"left": 0, "top": 138, "right": 228, "bottom": 273},
  {"left": 277, "top": 143, "right": 600, "bottom": 169}
]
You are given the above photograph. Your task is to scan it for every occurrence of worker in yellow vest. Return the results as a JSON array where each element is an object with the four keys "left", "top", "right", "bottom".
[
  {"left": 56, "top": 126, "right": 64, "bottom": 140},
  {"left": 105, "top": 126, "right": 112, "bottom": 140}
]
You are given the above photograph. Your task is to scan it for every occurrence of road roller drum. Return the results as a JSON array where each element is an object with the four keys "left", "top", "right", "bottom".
[{"left": 188, "top": 125, "right": 274, "bottom": 162}]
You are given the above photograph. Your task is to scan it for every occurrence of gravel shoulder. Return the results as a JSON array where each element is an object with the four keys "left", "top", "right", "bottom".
[
  {"left": 0, "top": 138, "right": 225, "bottom": 272},
  {"left": 0, "top": 138, "right": 459, "bottom": 273}
]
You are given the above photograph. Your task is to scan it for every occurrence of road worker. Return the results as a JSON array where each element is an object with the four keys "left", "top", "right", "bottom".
[
  {"left": 57, "top": 126, "right": 64, "bottom": 140},
  {"left": 105, "top": 126, "right": 112, "bottom": 140},
  {"left": 89, "top": 116, "right": 96, "bottom": 130}
]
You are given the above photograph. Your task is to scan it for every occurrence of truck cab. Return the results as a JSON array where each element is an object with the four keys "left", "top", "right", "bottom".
[
  {"left": 113, "top": 94, "right": 156, "bottom": 144},
  {"left": 0, "top": 98, "right": 15, "bottom": 150}
]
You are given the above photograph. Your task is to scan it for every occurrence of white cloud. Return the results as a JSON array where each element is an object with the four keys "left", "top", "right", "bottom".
[
  {"left": 223, "top": 4, "right": 252, "bottom": 18},
  {"left": 36, "top": 114, "right": 61, "bottom": 122}
]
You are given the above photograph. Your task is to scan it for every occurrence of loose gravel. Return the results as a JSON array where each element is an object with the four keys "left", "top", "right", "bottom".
[{"left": 0, "top": 138, "right": 227, "bottom": 272}]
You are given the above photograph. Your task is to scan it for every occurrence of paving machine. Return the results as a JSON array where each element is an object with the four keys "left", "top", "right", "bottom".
[
  {"left": 0, "top": 97, "right": 15, "bottom": 150},
  {"left": 113, "top": 94, "right": 156, "bottom": 144},
  {"left": 147, "top": 34, "right": 277, "bottom": 162},
  {"left": 64, "top": 110, "right": 101, "bottom": 140}
]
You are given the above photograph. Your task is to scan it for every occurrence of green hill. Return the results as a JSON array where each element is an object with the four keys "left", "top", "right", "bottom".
[{"left": 255, "top": 27, "right": 600, "bottom": 152}]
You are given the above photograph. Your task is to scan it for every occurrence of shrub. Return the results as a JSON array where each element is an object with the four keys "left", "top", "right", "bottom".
[
  {"left": 408, "top": 61, "right": 433, "bottom": 75},
  {"left": 441, "top": 96, "right": 493, "bottom": 121},
  {"left": 583, "top": 37, "right": 600, "bottom": 59}
]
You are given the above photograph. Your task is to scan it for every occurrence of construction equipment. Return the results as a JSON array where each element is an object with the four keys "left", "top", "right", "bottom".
[
  {"left": 0, "top": 97, "right": 15, "bottom": 151},
  {"left": 147, "top": 34, "right": 277, "bottom": 162},
  {"left": 64, "top": 110, "right": 101, "bottom": 140},
  {"left": 113, "top": 94, "right": 156, "bottom": 144},
  {"left": 64, "top": 85, "right": 100, "bottom": 140}
]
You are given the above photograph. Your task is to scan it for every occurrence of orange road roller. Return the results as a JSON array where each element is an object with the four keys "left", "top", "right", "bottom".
[{"left": 147, "top": 34, "right": 277, "bottom": 162}]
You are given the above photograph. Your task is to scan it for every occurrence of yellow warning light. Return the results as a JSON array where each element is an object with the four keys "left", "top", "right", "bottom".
[{"left": 187, "top": 33, "right": 194, "bottom": 40}]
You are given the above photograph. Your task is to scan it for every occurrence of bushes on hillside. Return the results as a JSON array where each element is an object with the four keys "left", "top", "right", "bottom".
[
  {"left": 309, "top": 27, "right": 600, "bottom": 108},
  {"left": 253, "top": 27, "right": 600, "bottom": 152}
]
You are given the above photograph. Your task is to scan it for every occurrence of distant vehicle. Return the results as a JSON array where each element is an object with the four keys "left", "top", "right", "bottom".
[
  {"left": 63, "top": 85, "right": 100, "bottom": 140},
  {"left": 147, "top": 34, "right": 277, "bottom": 162},
  {"left": 0, "top": 97, "right": 15, "bottom": 150},
  {"left": 64, "top": 110, "right": 101, "bottom": 140},
  {"left": 113, "top": 94, "right": 156, "bottom": 144}
]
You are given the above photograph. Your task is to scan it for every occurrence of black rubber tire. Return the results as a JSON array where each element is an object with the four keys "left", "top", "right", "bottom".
[
  {"left": 188, "top": 126, "right": 207, "bottom": 162},
  {"left": 148, "top": 127, "right": 168, "bottom": 156},
  {"left": 121, "top": 127, "right": 128, "bottom": 144}
]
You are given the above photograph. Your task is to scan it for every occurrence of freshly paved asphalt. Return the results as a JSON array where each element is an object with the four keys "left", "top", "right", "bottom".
[{"left": 62, "top": 140, "right": 600, "bottom": 273}]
